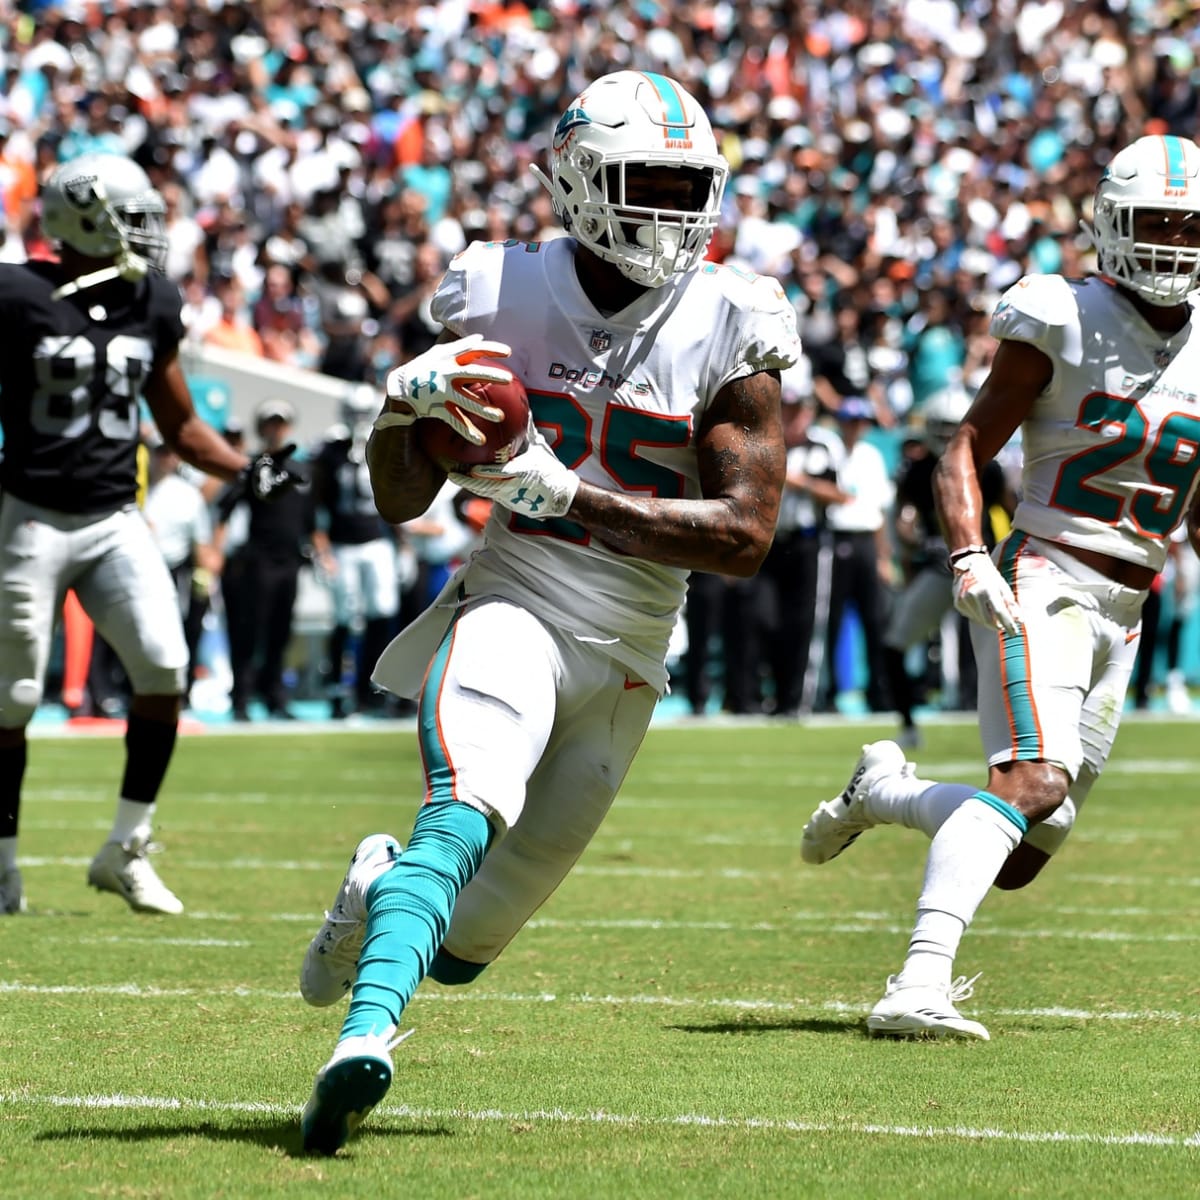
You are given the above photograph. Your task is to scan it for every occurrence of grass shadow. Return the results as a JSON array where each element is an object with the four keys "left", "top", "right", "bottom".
[
  {"left": 36, "top": 1120, "right": 454, "bottom": 1156},
  {"left": 666, "top": 1017, "right": 859, "bottom": 1036}
]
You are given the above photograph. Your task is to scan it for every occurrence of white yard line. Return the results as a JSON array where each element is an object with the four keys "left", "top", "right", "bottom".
[
  {"left": 1, "top": 981, "right": 1195, "bottom": 1024},
  {"left": 0, "top": 1091, "right": 1195, "bottom": 1148},
  {"left": 20, "top": 855, "right": 1200, "bottom": 887},
  {"left": 39, "top": 936, "right": 250, "bottom": 948}
]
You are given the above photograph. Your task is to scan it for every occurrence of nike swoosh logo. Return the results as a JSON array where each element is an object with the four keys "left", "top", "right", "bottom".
[
  {"left": 623, "top": 677, "right": 649, "bottom": 690},
  {"left": 1125, "top": 630, "right": 1141, "bottom": 644}
]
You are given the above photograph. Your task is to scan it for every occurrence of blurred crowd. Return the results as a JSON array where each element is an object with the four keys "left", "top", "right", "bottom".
[{"left": 5, "top": 0, "right": 1200, "bottom": 720}]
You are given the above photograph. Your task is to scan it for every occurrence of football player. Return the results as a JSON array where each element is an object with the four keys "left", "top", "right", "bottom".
[
  {"left": 0, "top": 154, "right": 301, "bottom": 916},
  {"left": 881, "top": 384, "right": 1014, "bottom": 748},
  {"left": 298, "top": 71, "right": 801, "bottom": 1153},
  {"left": 802, "top": 134, "right": 1200, "bottom": 1039},
  {"left": 309, "top": 386, "right": 399, "bottom": 718}
]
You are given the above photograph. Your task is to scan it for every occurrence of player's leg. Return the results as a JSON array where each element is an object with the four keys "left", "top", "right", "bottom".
[
  {"left": 358, "top": 538, "right": 399, "bottom": 713},
  {"left": 259, "top": 558, "right": 300, "bottom": 716},
  {"left": 1165, "top": 547, "right": 1198, "bottom": 712},
  {"left": 0, "top": 499, "right": 72, "bottom": 913},
  {"left": 77, "top": 508, "right": 189, "bottom": 914},
  {"left": 998, "top": 596, "right": 1139, "bottom": 888},
  {"left": 882, "top": 566, "right": 953, "bottom": 748},
  {"left": 867, "top": 543, "right": 1100, "bottom": 1038},
  {"left": 431, "top": 645, "right": 657, "bottom": 979},
  {"left": 326, "top": 543, "right": 358, "bottom": 718},
  {"left": 300, "top": 598, "right": 558, "bottom": 1154}
]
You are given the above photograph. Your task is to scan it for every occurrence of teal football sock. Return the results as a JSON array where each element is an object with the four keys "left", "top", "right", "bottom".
[{"left": 339, "top": 802, "right": 492, "bottom": 1040}]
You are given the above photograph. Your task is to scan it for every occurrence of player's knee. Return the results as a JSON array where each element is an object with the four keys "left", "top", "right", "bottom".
[
  {"left": 994, "top": 843, "right": 1051, "bottom": 890},
  {"left": 428, "top": 946, "right": 490, "bottom": 985},
  {"left": 129, "top": 662, "right": 186, "bottom": 698},
  {"left": 0, "top": 677, "right": 42, "bottom": 726},
  {"left": 995, "top": 761, "right": 1070, "bottom": 825}
]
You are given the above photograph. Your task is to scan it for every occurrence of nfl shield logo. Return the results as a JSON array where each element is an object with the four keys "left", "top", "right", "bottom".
[
  {"left": 1154, "top": 347, "right": 1173, "bottom": 369},
  {"left": 589, "top": 329, "right": 612, "bottom": 352}
]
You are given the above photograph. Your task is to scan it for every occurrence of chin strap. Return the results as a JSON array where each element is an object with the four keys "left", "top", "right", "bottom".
[{"left": 51, "top": 250, "right": 150, "bottom": 301}]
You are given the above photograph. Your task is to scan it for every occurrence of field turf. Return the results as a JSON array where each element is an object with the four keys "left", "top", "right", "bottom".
[{"left": 1, "top": 717, "right": 1196, "bottom": 1198}]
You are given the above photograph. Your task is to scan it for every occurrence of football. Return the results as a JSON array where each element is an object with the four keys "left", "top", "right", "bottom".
[{"left": 415, "top": 375, "right": 531, "bottom": 470}]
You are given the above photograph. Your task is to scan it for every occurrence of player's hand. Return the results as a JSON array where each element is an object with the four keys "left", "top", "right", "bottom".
[
  {"left": 951, "top": 550, "right": 1023, "bottom": 636},
  {"left": 448, "top": 425, "right": 580, "bottom": 520},
  {"left": 246, "top": 443, "right": 306, "bottom": 501},
  {"left": 375, "top": 335, "right": 513, "bottom": 446}
]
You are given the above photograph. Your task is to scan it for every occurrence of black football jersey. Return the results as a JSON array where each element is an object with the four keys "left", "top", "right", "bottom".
[
  {"left": 0, "top": 261, "right": 184, "bottom": 513},
  {"left": 897, "top": 453, "right": 1007, "bottom": 567},
  {"left": 312, "top": 435, "right": 390, "bottom": 545}
]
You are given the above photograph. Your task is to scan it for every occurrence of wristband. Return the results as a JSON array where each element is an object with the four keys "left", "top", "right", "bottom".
[{"left": 948, "top": 544, "right": 989, "bottom": 567}]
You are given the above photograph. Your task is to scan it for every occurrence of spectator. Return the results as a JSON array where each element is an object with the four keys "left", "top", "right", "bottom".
[
  {"left": 2, "top": 0, "right": 1200, "bottom": 719},
  {"left": 161, "top": 181, "right": 208, "bottom": 284},
  {"left": 202, "top": 276, "right": 264, "bottom": 357},
  {"left": 253, "top": 261, "right": 319, "bottom": 367}
]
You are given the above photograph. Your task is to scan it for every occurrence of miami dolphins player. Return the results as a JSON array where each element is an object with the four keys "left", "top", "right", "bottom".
[
  {"left": 298, "top": 70, "right": 801, "bottom": 1152},
  {"left": 801, "top": 134, "right": 1200, "bottom": 1040}
]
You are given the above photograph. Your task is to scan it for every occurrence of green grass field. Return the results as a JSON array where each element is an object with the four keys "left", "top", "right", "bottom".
[{"left": 1, "top": 717, "right": 1197, "bottom": 1199}]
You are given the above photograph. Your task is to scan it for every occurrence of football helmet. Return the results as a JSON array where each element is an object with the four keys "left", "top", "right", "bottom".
[
  {"left": 531, "top": 71, "right": 728, "bottom": 288},
  {"left": 922, "top": 384, "right": 971, "bottom": 454},
  {"left": 1086, "top": 134, "right": 1200, "bottom": 306},
  {"left": 341, "top": 384, "right": 379, "bottom": 461},
  {"left": 42, "top": 153, "right": 168, "bottom": 296},
  {"left": 341, "top": 384, "right": 379, "bottom": 428}
]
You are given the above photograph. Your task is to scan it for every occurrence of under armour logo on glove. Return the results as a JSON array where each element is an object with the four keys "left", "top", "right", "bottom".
[
  {"left": 247, "top": 443, "right": 307, "bottom": 501},
  {"left": 449, "top": 424, "right": 579, "bottom": 521},
  {"left": 511, "top": 486, "right": 546, "bottom": 513},
  {"left": 375, "top": 335, "right": 513, "bottom": 444},
  {"left": 409, "top": 370, "right": 441, "bottom": 400}
]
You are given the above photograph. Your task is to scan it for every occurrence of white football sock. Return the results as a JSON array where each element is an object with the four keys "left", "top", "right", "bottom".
[
  {"left": 895, "top": 794, "right": 1027, "bottom": 990},
  {"left": 110, "top": 799, "right": 155, "bottom": 846},
  {"left": 867, "top": 773, "right": 976, "bottom": 839}
]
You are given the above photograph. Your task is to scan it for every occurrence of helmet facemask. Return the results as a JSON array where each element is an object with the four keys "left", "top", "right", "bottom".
[
  {"left": 532, "top": 71, "right": 729, "bottom": 289},
  {"left": 1091, "top": 202, "right": 1200, "bottom": 306},
  {"left": 1085, "top": 135, "right": 1200, "bottom": 307}
]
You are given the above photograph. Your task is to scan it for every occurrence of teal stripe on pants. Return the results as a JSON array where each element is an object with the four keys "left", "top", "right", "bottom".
[{"left": 998, "top": 535, "right": 1042, "bottom": 759}]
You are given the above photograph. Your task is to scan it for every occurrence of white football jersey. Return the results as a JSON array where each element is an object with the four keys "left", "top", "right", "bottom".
[
  {"left": 431, "top": 238, "right": 801, "bottom": 688},
  {"left": 997, "top": 274, "right": 1200, "bottom": 573}
]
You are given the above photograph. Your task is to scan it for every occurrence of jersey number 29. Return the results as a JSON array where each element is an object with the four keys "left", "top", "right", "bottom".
[{"left": 1052, "top": 394, "right": 1200, "bottom": 537}]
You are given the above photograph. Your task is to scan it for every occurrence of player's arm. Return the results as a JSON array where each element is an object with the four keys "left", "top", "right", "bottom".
[
  {"left": 144, "top": 349, "right": 249, "bottom": 481},
  {"left": 933, "top": 339, "right": 1050, "bottom": 552},
  {"left": 1185, "top": 489, "right": 1200, "bottom": 560},
  {"left": 366, "top": 330, "right": 512, "bottom": 524},
  {"left": 366, "top": 421, "right": 447, "bottom": 525},
  {"left": 568, "top": 369, "right": 786, "bottom": 578}
]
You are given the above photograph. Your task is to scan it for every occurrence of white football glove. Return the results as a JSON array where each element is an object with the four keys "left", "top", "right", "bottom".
[
  {"left": 449, "top": 424, "right": 580, "bottom": 520},
  {"left": 375, "top": 334, "right": 512, "bottom": 446},
  {"left": 951, "top": 550, "right": 1024, "bottom": 636}
]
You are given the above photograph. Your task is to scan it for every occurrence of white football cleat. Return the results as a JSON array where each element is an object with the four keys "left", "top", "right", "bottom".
[
  {"left": 1166, "top": 670, "right": 1191, "bottom": 715},
  {"left": 87, "top": 834, "right": 183, "bottom": 914},
  {"left": 300, "top": 833, "right": 402, "bottom": 1007},
  {"left": 0, "top": 864, "right": 26, "bottom": 914},
  {"left": 302, "top": 1028, "right": 412, "bottom": 1156},
  {"left": 866, "top": 973, "right": 990, "bottom": 1040},
  {"left": 801, "top": 740, "right": 909, "bottom": 864}
]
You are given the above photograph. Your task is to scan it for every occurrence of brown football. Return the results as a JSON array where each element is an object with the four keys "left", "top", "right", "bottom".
[{"left": 415, "top": 375, "right": 530, "bottom": 469}]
